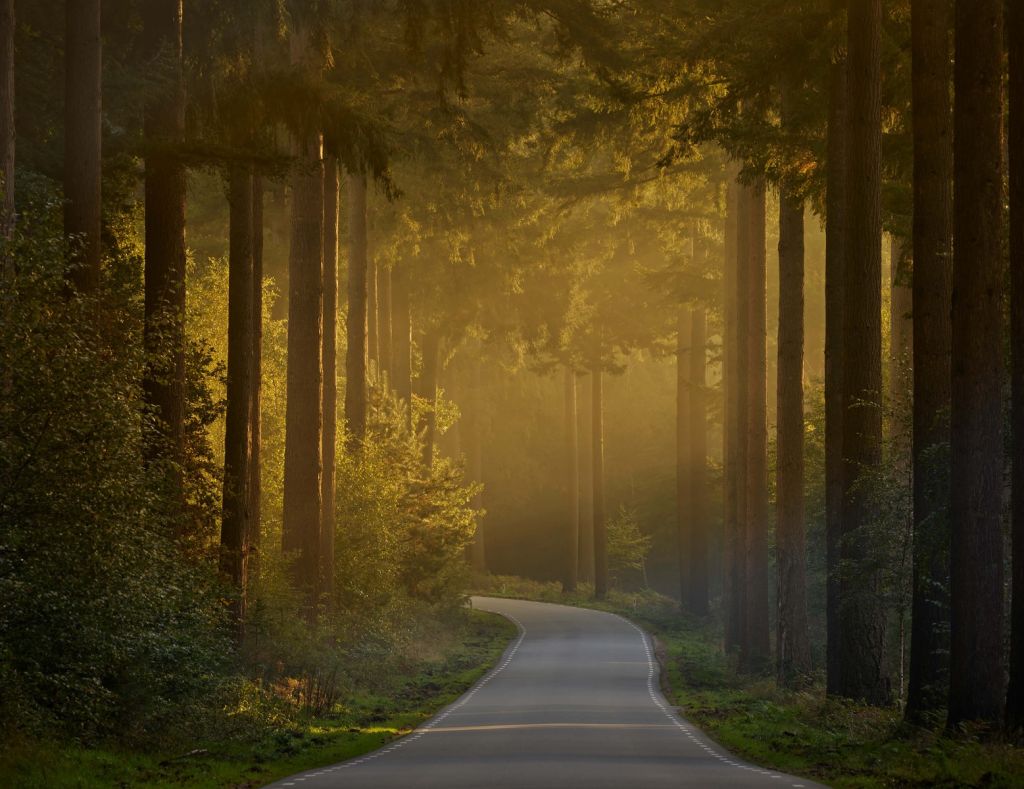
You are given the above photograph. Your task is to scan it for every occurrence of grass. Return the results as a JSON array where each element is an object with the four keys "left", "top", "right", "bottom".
[
  {"left": 474, "top": 574, "right": 1024, "bottom": 788},
  {"left": 0, "top": 608, "right": 517, "bottom": 789}
]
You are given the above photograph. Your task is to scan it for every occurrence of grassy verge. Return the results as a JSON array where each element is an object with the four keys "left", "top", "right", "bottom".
[
  {"left": 474, "top": 575, "right": 1024, "bottom": 788},
  {"left": 1, "top": 608, "right": 517, "bottom": 789}
]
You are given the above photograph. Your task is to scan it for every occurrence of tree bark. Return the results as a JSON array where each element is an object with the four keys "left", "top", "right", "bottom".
[
  {"left": 722, "top": 175, "right": 739, "bottom": 639},
  {"left": 906, "top": 0, "right": 953, "bottom": 723},
  {"left": 1008, "top": 0, "right": 1024, "bottom": 735},
  {"left": 220, "top": 165, "right": 254, "bottom": 639},
  {"left": 0, "top": 0, "right": 13, "bottom": 238},
  {"left": 677, "top": 305, "right": 693, "bottom": 607},
  {"left": 379, "top": 265, "right": 393, "bottom": 383},
  {"left": 824, "top": 0, "right": 848, "bottom": 698},
  {"left": 889, "top": 236, "right": 913, "bottom": 412},
  {"left": 564, "top": 365, "right": 580, "bottom": 592},
  {"left": 142, "top": 0, "right": 187, "bottom": 487},
  {"left": 688, "top": 306, "right": 709, "bottom": 616},
  {"left": 392, "top": 265, "right": 413, "bottom": 432},
  {"left": 728, "top": 177, "right": 751, "bottom": 654},
  {"left": 320, "top": 156, "right": 339, "bottom": 601},
  {"left": 740, "top": 181, "right": 770, "bottom": 675},
  {"left": 344, "top": 171, "right": 368, "bottom": 452},
  {"left": 948, "top": 0, "right": 1005, "bottom": 729},
  {"left": 64, "top": 0, "right": 102, "bottom": 294},
  {"left": 281, "top": 136, "right": 323, "bottom": 599},
  {"left": 248, "top": 174, "right": 263, "bottom": 584},
  {"left": 417, "top": 328, "right": 442, "bottom": 468},
  {"left": 839, "top": 0, "right": 888, "bottom": 705},
  {"left": 777, "top": 178, "right": 811, "bottom": 684},
  {"left": 592, "top": 360, "right": 607, "bottom": 599}
]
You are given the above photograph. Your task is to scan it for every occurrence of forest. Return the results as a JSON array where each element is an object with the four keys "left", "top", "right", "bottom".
[{"left": 2, "top": 0, "right": 1024, "bottom": 786}]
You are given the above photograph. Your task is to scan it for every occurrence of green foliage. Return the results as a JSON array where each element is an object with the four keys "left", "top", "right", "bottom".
[{"left": 606, "top": 504, "right": 653, "bottom": 588}]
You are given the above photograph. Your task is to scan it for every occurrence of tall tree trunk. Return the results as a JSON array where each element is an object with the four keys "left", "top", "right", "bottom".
[
  {"left": 1008, "top": 0, "right": 1024, "bottom": 735},
  {"left": 0, "top": 0, "right": 13, "bottom": 238},
  {"left": 592, "top": 361, "right": 607, "bottom": 599},
  {"left": 729, "top": 178, "right": 751, "bottom": 654},
  {"left": 688, "top": 306, "right": 709, "bottom": 616},
  {"left": 889, "top": 236, "right": 913, "bottom": 411},
  {"left": 839, "top": 0, "right": 888, "bottom": 705},
  {"left": 948, "top": 0, "right": 1005, "bottom": 729},
  {"left": 64, "top": 0, "right": 101, "bottom": 294},
  {"left": 578, "top": 370, "right": 595, "bottom": 584},
  {"left": 142, "top": 0, "right": 187, "bottom": 487},
  {"left": 741, "top": 181, "right": 770, "bottom": 675},
  {"left": 417, "top": 328, "right": 442, "bottom": 468},
  {"left": 367, "top": 256, "right": 379, "bottom": 378},
  {"left": 907, "top": 0, "right": 953, "bottom": 723},
  {"left": 777, "top": 177, "right": 812, "bottom": 684},
  {"left": 344, "top": 171, "right": 368, "bottom": 452},
  {"left": 722, "top": 175, "right": 739, "bottom": 638},
  {"left": 320, "top": 156, "right": 338, "bottom": 601},
  {"left": 379, "top": 265, "right": 393, "bottom": 383},
  {"left": 824, "top": 0, "right": 848, "bottom": 698},
  {"left": 281, "top": 136, "right": 323, "bottom": 599},
  {"left": 248, "top": 175, "right": 263, "bottom": 585},
  {"left": 392, "top": 265, "right": 413, "bottom": 431},
  {"left": 677, "top": 305, "right": 692, "bottom": 606},
  {"left": 564, "top": 365, "right": 580, "bottom": 592},
  {"left": 468, "top": 354, "right": 486, "bottom": 572},
  {"left": 220, "top": 165, "right": 254, "bottom": 639}
]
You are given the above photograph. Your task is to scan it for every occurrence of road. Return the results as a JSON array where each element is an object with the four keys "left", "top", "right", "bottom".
[{"left": 267, "top": 597, "right": 826, "bottom": 788}]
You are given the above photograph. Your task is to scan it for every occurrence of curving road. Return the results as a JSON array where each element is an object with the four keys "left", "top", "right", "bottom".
[{"left": 267, "top": 597, "right": 826, "bottom": 788}]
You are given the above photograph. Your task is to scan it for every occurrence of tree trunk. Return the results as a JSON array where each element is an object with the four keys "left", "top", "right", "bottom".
[
  {"left": 906, "top": 0, "right": 953, "bottom": 723},
  {"left": 468, "top": 354, "right": 486, "bottom": 572},
  {"left": 740, "top": 181, "right": 770, "bottom": 675},
  {"left": 564, "top": 365, "right": 580, "bottom": 592},
  {"left": 64, "top": 0, "right": 102, "bottom": 294},
  {"left": 418, "top": 328, "right": 442, "bottom": 468},
  {"left": 142, "top": 0, "right": 187, "bottom": 487},
  {"left": 592, "top": 361, "right": 607, "bottom": 599},
  {"left": 688, "top": 306, "right": 709, "bottom": 616},
  {"left": 281, "top": 136, "right": 323, "bottom": 600},
  {"left": 677, "top": 305, "right": 692, "bottom": 606},
  {"left": 777, "top": 178, "right": 812, "bottom": 684},
  {"left": 722, "top": 175, "right": 738, "bottom": 639},
  {"left": 578, "top": 370, "right": 595, "bottom": 584},
  {"left": 220, "top": 165, "right": 254, "bottom": 640},
  {"left": 344, "top": 171, "right": 368, "bottom": 452},
  {"left": 889, "top": 236, "right": 913, "bottom": 412},
  {"left": 839, "top": 0, "right": 888, "bottom": 705},
  {"left": 248, "top": 175, "right": 263, "bottom": 584},
  {"left": 728, "top": 177, "right": 751, "bottom": 654},
  {"left": 824, "top": 0, "right": 848, "bottom": 698},
  {"left": 367, "top": 256, "right": 379, "bottom": 378},
  {"left": 320, "top": 156, "right": 338, "bottom": 601},
  {"left": 392, "top": 265, "right": 413, "bottom": 431},
  {"left": 1008, "top": 0, "right": 1024, "bottom": 735},
  {"left": 948, "top": 0, "right": 1005, "bottom": 729},
  {"left": 379, "top": 265, "right": 393, "bottom": 383},
  {"left": 0, "top": 0, "right": 13, "bottom": 238}
]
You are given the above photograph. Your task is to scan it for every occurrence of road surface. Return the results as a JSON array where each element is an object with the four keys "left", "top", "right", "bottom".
[{"left": 267, "top": 597, "right": 826, "bottom": 788}]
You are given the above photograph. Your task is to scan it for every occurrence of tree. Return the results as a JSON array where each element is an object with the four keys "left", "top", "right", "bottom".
[
  {"left": 948, "top": 0, "right": 1005, "bottom": 730},
  {"left": 777, "top": 155, "right": 811, "bottom": 684},
  {"left": 906, "top": 0, "right": 953, "bottom": 722},
  {"left": 741, "top": 180, "right": 770, "bottom": 675},
  {"left": 824, "top": 0, "right": 848, "bottom": 698},
  {"left": 220, "top": 164, "right": 255, "bottom": 637},
  {"left": 838, "top": 0, "right": 887, "bottom": 705},
  {"left": 142, "top": 0, "right": 188, "bottom": 486},
  {"left": 321, "top": 155, "right": 339, "bottom": 599},
  {"left": 0, "top": 0, "right": 12, "bottom": 238},
  {"left": 345, "top": 171, "right": 369, "bottom": 451},
  {"left": 563, "top": 365, "right": 580, "bottom": 591},
  {"left": 64, "top": 0, "right": 101, "bottom": 294},
  {"left": 687, "top": 303, "right": 709, "bottom": 616},
  {"left": 392, "top": 264, "right": 413, "bottom": 430},
  {"left": 676, "top": 303, "right": 692, "bottom": 606},
  {"left": 592, "top": 350, "right": 607, "bottom": 598},
  {"left": 282, "top": 132, "right": 324, "bottom": 599},
  {"left": 1009, "top": 0, "right": 1024, "bottom": 736}
]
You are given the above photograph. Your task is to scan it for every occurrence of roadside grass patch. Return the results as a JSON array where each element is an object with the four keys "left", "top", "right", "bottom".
[{"left": 1, "top": 609, "right": 516, "bottom": 789}]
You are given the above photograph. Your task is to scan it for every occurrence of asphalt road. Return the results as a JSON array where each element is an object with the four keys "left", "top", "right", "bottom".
[{"left": 267, "top": 597, "right": 826, "bottom": 788}]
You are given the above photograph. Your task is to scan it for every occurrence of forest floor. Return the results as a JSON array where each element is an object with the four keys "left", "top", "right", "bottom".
[
  {"left": 0, "top": 609, "right": 517, "bottom": 789},
  {"left": 475, "top": 575, "right": 1024, "bottom": 789}
]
